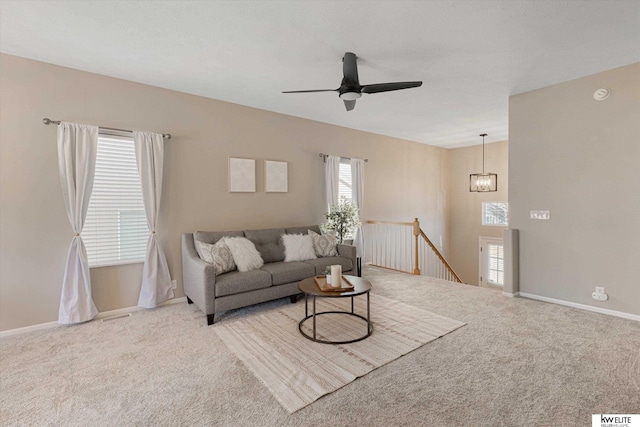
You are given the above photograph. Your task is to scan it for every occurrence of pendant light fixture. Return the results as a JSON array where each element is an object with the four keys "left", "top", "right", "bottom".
[{"left": 469, "top": 133, "right": 497, "bottom": 192}]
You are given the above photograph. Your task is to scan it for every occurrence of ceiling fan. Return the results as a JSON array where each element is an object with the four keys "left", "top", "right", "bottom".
[{"left": 283, "top": 52, "right": 422, "bottom": 111}]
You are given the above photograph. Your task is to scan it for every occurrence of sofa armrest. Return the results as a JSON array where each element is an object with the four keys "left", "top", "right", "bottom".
[
  {"left": 336, "top": 243, "right": 357, "bottom": 273},
  {"left": 182, "top": 233, "right": 217, "bottom": 315}
]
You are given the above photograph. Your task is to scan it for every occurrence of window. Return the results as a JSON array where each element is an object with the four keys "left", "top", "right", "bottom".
[
  {"left": 82, "top": 133, "right": 148, "bottom": 267},
  {"left": 479, "top": 237, "right": 504, "bottom": 287},
  {"left": 337, "top": 159, "right": 355, "bottom": 240},
  {"left": 338, "top": 160, "right": 352, "bottom": 203},
  {"left": 482, "top": 202, "right": 508, "bottom": 226},
  {"left": 487, "top": 243, "right": 504, "bottom": 285}
]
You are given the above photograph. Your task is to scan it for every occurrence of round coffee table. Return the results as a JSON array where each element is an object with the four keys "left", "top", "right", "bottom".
[{"left": 297, "top": 275, "right": 373, "bottom": 344}]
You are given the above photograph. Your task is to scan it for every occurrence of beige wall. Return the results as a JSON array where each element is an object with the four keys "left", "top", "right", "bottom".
[
  {"left": 0, "top": 54, "right": 449, "bottom": 331},
  {"left": 447, "top": 141, "right": 508, "bottom": 285},
  {"left": 509, "top": 62, "right": 640, "bottom": 316}
]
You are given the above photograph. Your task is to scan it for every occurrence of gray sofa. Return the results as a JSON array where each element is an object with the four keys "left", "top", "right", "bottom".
[{"left": 182, "top": 225, "right": 357, "bottom": 325}]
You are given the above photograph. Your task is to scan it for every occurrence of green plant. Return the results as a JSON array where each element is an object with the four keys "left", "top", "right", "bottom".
[{"left": 321, "top": 196, "right": 361, "bottom": 244}]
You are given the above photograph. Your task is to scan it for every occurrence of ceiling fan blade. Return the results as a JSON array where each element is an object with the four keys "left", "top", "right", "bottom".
[
  {"left": 343, "top": 99, "right": 356, "bottom": 111},
  {"left": 342, "top": 52, "right": 360, "bottom": 86},
  {"left": 361, "top": 81, "right": 423, "bottom": 94},
  {"left": 282, "top": 89, "right": 337, "bottom": 93}
]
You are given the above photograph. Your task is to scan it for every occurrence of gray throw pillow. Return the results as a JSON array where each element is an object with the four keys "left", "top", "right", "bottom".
[{"left": 308, "top": 229, "right": 338, "bottom": 257}]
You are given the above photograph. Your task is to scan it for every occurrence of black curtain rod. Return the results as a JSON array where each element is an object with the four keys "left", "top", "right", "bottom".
[
  {"left": 319, "top": 153, "right": 368, "bottom": 163},
  {"left": 42, "top": 118, "right": 172, "bottom": 139}
]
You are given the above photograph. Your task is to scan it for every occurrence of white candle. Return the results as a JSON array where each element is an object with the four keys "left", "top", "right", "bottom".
[{"left": 331, "top": 265, "right": 342, "bottom": 287}]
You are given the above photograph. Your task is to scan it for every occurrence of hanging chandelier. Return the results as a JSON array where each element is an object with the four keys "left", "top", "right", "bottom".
[{"left": 469, "top": 133, "right": 497, "bottom": 192}]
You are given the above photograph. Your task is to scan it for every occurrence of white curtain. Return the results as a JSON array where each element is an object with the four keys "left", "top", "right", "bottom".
[
  {"left": 134, "top": 131, "right": 174, "bottom": 308},
  {"left": 325, "top": 155, "right": 340, "bottom": 212},
  {"left": 351, "top": 158, "right": 365, "bottom": 257},
  {"left": 57, "top": 122, "right": 99, "bottom": 324}
]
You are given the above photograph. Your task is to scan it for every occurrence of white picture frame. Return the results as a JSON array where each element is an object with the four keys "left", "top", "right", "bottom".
[
  {"left": 228, "top": 157, "right": 256, "bottom": 192},
  {"left": 265, "top": 160, "right": 288, "bottom": 193}
]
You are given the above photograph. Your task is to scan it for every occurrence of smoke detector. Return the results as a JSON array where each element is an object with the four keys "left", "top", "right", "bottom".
[{"left": 593, "top": 88, "right": 610, "bottom": 101}]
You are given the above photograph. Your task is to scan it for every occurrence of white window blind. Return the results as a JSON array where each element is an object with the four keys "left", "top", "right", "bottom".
[
  {"left": 338, "top": 160, "right": 355, "bottom": 240},
  {"left": 482, "top": 202, "right": 509, "bottom": 226},
  {"left": 82, "top": 134, "right": 148, "bottom": 267},
  {"left": 487, "top": 243, "right": 505, "bottom": 286},
  {"left": 339, "top": 160, "right": 353, "bottom": 203}
]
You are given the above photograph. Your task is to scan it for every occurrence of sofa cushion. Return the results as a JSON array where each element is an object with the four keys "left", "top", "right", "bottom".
[
  {"left": 244, "top": 228, "right": 286, "bottom": 263},
  {"left": 215, "top": 269, "right": 272, "bottom": 297},
  {"left": 302, "top": 256, "right": 353, "bottom": 275},
  {"left": 194, "top": 230, "right": 244, "bottom": 245},
  {"left": 285, "top": 225, "right": 321, "bottom": 235},
  {"left": 260, "top": 261, "right": 315, "bottom": 286}
]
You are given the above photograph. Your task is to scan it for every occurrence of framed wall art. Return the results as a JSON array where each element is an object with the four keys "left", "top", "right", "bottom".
[
  {"left": 228, "top": 157, "right": 256, "bottom": 192},
  {"left": 265, "top": 160, "right": 288, "bottom": 193}
]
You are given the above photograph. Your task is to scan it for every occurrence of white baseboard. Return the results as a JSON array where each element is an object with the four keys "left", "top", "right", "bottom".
[
  {"left": 518, "top": 292, "right": 640, "bottom": 322},
  {"left": 502, "top": 291, "right": 520, "bottom": 298},
  {"left": 0, "top": 297, "right": 187, "bottom": 339},
  {"left": 94, "top": 297, "right": 186, "bottom": 320}
]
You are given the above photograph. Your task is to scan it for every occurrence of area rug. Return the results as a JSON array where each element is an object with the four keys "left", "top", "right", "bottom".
[{"left": 214, "top": 293, "right": 465, "bottom": 413}]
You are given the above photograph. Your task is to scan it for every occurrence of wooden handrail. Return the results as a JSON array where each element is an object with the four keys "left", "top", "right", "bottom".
[
  {"left": 418, "top": 229, "right": 463, "bottom": 283},
  {"left": 365, "top": 217, "right": 463, "bottom": 283},
  {"left": 367, "top": 220, "right": 414, "bottom": 226}
]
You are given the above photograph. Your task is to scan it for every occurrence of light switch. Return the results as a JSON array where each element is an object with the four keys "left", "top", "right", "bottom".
[{"left": 530, "top": 210, "right": 550, "bottom": 220}]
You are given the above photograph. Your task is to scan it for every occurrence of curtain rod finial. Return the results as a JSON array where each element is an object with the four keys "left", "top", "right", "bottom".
[{"left": 42, "top": 118, "right": 52, "bottom": 125}]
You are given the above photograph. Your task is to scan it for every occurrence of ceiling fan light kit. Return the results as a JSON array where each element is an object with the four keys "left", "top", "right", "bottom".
[
  {"left": 283, "top": 52, "right": 422, "bottom": 111},
  {"left": 469, "top": 133, "right": 498, "bottom": 192},
  {"left": 339, "top": 92, "right": 361, "bottom": 101}
]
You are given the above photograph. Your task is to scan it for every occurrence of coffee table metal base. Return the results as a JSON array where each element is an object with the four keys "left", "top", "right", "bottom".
[{"left": 298, "top": 294, "right": 373, "bottom": 345}]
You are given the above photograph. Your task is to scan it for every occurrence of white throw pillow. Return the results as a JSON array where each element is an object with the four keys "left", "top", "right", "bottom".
[
  {"left": 282, "top": 234, "right": 317, "bottom": 262},
  {"left": 224, "top": 237, "right": 264, "bottom": 272},
  {"left": 195, "top": 238, "right": 236, "bottom": 276},
  {"left": 308, "top": 229, "right": 338, "bottom": 257}
]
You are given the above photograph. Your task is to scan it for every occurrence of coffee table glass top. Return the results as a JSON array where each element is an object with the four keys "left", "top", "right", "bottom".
[{"left": 298, "top": 275, "right": 372, "bottom": 297}]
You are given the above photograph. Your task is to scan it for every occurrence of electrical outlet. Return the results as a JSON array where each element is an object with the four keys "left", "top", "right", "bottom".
[
  {"left": 592, "top": 292, "right": 608, "bottom": 301},
  {"left": 592, "top": 286, "right": 608, "bottom": 301}
]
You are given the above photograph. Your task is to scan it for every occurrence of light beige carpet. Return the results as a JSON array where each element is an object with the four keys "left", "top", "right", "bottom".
[
  {"left": 1, "top": 266, "right": 638, "bottom": 426},
  {"left": 214, "top": 293, "right": 465, "bottom": 412}
]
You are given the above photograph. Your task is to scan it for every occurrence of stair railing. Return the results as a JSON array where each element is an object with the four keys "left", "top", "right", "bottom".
[{"left": 365, "top": 218, "right": 463, "bottom": 283}]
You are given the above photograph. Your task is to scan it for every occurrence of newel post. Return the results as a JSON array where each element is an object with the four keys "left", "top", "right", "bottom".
[{"left": 413, "top": 218, "right": 421, "bottom": 275}]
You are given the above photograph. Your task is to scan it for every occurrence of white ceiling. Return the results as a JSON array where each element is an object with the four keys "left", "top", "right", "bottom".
[{"left": 1, "top": 1, "right": 639, "bottom": 148}]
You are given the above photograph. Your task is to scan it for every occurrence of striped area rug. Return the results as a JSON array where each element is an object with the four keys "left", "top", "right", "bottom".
[{"left": 214, "top": 293, "right": 465, "bottom": 413}]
